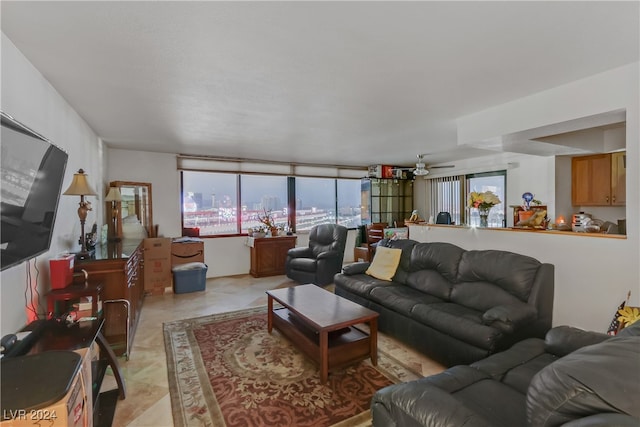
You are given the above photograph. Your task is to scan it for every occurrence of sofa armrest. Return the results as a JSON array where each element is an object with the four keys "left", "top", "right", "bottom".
[
  {"left": 482, "top": 303, "right": 537, "bottom": 333},
  {"left": 341, "top": 262, "right": 370, "bottom": 275},
  {"left": 287, "top": 247, "right": 313, "bottom": 258},
  {"left": 372, "top": 379, "right": 493, "bottom": 427},
  {"left": 544, "top": 326, "right": 610, "bottom": 357},
  {"left": 561, "top": 413, "right": 640, "bottom": 427}
]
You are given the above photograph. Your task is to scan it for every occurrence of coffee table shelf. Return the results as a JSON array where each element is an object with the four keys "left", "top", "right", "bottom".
[{"left": 272, "top": 307, "right": 371, "bottom": 370}]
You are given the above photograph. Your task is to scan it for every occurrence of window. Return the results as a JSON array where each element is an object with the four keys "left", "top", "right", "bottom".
[
  {"left": 466, "top": 171, "right": 506, "bottom": 227},
  {"left": 429, "top": 175, "right": 464, "bottom": 225},
  {"left": 182, "top": 171, "right": 238, "bottom": 236},
  {"left": 429, "top": 170, "right": 506, "bottom": 227},
  {"left": 337, "top": 179, "right": 361, "bottom": 229},
  {"left": 240, "top": 175, "right": 288, "bottom": 233},
  {"left": 181, "top": 171, "right": 361, "bottom": 236}
]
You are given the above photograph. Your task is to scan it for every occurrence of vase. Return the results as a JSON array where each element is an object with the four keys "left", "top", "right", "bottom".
[{"left": 479, "top": 208, "right": 491, "bottom": 227}]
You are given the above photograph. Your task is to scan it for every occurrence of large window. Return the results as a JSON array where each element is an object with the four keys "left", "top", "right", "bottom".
[
  {"left": 241, "top": 175, "right": 288, "bottom": 233},
  {"left": 181, "top": 171, "right": 361, "bottom": 236},
  {"left": 429, "top": 170, "right": 506, "bottom": 227},
  {"left": 466, "top": 171, "right": 506, "bottom": 228}
]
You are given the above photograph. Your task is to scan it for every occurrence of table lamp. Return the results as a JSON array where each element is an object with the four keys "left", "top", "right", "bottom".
[
  {"left": 63, "top": 169, "right": 97, "bottom": 257},
  {"left": 104, "top": 186, "right": 122, "bottom": 241}
]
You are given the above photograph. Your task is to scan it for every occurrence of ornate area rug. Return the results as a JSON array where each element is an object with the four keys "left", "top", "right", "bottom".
[{"left": 163, "top": 306, "right": 421, "bottom": 427}]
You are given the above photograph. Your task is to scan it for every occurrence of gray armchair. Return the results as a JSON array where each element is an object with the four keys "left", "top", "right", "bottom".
[{"left": 285, "top": 224, "right": 348, "bottom": 286}]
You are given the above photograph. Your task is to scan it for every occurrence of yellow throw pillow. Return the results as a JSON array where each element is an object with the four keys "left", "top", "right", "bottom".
[{"left": 366, "top": 246, "right": 402, "bottom": 281}]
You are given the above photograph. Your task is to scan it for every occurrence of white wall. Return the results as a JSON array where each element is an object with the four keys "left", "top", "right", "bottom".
[
  {"left": 412, "top": 62, "right": 640, "bottom": 332},
  {"left": 107, "top": 149, "right": 181, "bottom": 238},
  {"left": 1, "top": 33, "right": 104, "bottom": 335}
]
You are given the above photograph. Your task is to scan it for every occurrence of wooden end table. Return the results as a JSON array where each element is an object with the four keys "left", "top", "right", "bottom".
[{"left": 266, "top": 284, "right": 379, "bottom": 383}]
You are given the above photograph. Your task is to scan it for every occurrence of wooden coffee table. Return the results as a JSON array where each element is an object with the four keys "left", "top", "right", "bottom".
[{"left": 266, "top": 284, "right": 379, "bottom": 383}]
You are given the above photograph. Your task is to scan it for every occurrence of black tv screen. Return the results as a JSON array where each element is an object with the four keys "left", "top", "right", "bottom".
[{"left": 1, "top": 112, "right": 69, "bottom": 271}]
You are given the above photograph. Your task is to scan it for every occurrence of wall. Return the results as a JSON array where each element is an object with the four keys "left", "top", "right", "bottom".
[
  {"left": 1, "top": 33, "right": 104, "bottom": 335},
  {"left": 106, "top": 149, "right": 181, "bottom": 238},
  {"left": 413, "top": 62, "right": 639, "bottom": 332}
]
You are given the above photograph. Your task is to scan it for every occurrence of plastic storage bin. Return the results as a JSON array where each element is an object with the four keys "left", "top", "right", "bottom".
[{"left": 172, "top": 262, "right": 208, "bottom": 294}]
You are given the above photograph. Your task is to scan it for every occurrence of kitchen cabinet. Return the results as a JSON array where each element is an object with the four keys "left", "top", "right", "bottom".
[
  {"left": 361, "top": 178, "right": 414, "bottom": 226},
  {"left": 571, "top": 152, "right": 625, "bottom": 206},
  {"left": 611, "top": 151, "right": 626, "bottom": 206}
]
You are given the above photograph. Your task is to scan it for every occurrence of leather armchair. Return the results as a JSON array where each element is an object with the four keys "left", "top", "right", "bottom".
[{"left": 285, "top": 224, "right": 347, "bottom": 286}]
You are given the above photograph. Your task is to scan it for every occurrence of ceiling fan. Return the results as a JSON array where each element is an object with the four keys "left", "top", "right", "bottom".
[{"left": 406, "top": 154, "right": 455, "bottom": 176}]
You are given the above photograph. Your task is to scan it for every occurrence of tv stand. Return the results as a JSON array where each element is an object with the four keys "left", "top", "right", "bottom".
[{"left": 1, "top": 319, "right": 125, "bottom": 427}]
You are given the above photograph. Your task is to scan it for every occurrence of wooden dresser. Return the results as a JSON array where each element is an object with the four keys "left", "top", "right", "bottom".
[
  {"left": 249, "top": 235, "right": 296, "bottom": 277},
  {"left": 74, "top": 239, "right": 144, "bottom": 358}
]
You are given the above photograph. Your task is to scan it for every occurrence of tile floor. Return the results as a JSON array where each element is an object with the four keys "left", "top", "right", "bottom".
[{"left": 102, "top": 275, "right": 444, "bottom": 426}]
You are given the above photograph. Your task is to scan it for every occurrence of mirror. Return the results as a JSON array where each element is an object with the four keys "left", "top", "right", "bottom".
[{"left": 109, "top": 181, "right": 155, "bottom": 239}]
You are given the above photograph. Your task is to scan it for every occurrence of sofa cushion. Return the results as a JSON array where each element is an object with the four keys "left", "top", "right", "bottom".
[
  {"left": 369, "top": 285, "right": 444, "bottom": 316},
  {"left": 287, "top": 257, "right": 316, "bottom": 272},
  {"left": 334, "top": 273, "right": 391, "bottom": 298},
  {"left": 527, "top": 334, "right": 640, "bottom": 426},
  {"left": 457, "top": 250, "right": 541, "bottom": 301},
  {"left": 366, "top": 246, "right": 402, "bottom": 281},
  {"left": 410, "top": 303, "right": 502, "bottom": 350},
  {"left": 451, "top": 281, "right": 525, "bottom": 312},
  {"left": 409, "top": 242, "right": 465, "bottom": 282},
  {"left": 405, "top": 270, "right": 453, "bottom": 300},
  {"left": 381, "top": 238, "right": 418, "bottom": 283}
]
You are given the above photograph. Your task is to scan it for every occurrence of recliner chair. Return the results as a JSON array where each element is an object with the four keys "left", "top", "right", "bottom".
[{"left": 285, "top": 224, "right": 348, "bottom": 286}]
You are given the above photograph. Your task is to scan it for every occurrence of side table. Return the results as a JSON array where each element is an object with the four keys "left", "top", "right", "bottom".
[{"left": 47, "top": 282, "right": 103, "bottom": 319}]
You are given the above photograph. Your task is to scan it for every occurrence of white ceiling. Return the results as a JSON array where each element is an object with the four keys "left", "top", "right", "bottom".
[{"left": 1, "top": 1, "right": 638, "bottom": 168}]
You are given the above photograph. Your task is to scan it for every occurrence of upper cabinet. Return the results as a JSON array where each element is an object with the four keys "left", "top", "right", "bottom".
[
  {"left": 571, "top": 152, "right": 625, "bottom": 206},
  {"left": 611, "top": 151, "right": 626, "bottom": 206}
]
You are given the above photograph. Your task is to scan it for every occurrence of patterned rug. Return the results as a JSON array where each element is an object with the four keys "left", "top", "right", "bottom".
[{"left": 163, "top": 306, "right": 421, "bottom": 427}]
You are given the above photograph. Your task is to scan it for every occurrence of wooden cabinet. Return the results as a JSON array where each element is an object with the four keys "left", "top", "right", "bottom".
[
  {"left": 75, "top": 240, "right": 145, "bottom": 358},
  {"left": 249, "top": 236, "right": 296, "bottom": 277},
  {"left": 611, "top": 151, "right": 626, "bottom": 206},
  {"left": 571, "top": 152, "right": 625, "bottom": 206},
  {"left": 361, "top": 178, "right": 413, "bottom": 226}
]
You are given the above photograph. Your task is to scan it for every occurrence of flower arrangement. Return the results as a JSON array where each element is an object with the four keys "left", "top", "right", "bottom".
[
  {"left": 256, "top": 208, "right": 276, "bottom": 229},
  {"left": 467, "top": 191, "right": 501, "bottom": 210}
]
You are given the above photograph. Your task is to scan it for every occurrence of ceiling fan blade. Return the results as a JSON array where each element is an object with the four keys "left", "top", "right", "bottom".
[{"left": 430, "top": 165, "right": 455, "bottom": 169}]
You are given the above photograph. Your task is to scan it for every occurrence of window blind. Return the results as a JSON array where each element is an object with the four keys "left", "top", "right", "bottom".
[{"left": 429, "top": 175, "right": 466, "bottom": 225}]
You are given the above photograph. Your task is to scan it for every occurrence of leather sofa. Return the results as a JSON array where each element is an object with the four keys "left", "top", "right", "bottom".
[
  {"left": 371, "top": 321, "right": 640, "bottom": 427},
  {"left": 334, "top": 239, "right": 554, "bottom": 366}
]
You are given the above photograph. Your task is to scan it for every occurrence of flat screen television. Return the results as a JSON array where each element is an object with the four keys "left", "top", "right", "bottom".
[{"left": 1, "top": 112, "right": 69, "bottom": 271}]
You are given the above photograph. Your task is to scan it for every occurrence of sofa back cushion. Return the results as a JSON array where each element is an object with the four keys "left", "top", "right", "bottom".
[
  {"left": 405, "top": 270, "right": 453, "bottom": 300},
  {"left": 526, "top": 334, "right": 640, "bottom": 426},
  {"left": 451, "top": 282, "right": 524, "bottom": 312},
  {"left": 409, "top": 242, "right": 464, "bottom": 282},
  {"left": 457, "top": 250, "right": 541, "bottom": 302},
  {"left": 380, "top": 238, "right": 417, "bottom": 283}
]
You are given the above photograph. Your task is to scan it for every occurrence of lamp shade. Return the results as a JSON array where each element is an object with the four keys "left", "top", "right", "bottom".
[
  {"left": 104, "top": 187, "right": 122, "bottom": 202},
  {"left": 63, "top": 169, "right": 97, "bottom": 196}
]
